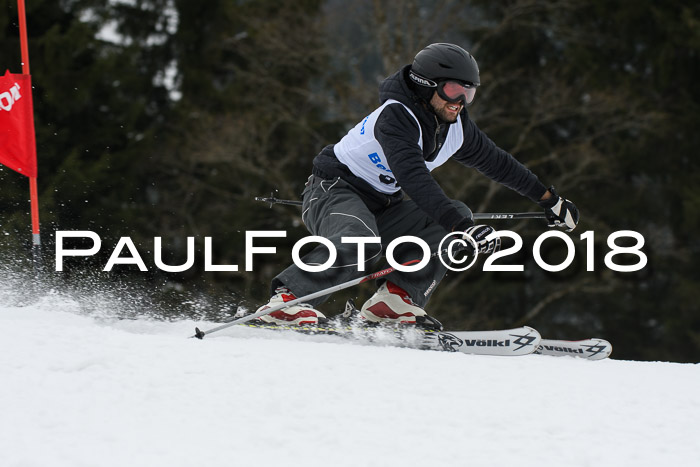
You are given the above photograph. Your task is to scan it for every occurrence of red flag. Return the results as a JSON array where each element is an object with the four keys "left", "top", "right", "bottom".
[{"left": 0, "top": 70, "right": 38, "bottom": 178}]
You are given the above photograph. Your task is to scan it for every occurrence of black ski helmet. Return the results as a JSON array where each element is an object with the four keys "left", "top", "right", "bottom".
[{"left": 409, "top": 43, "right": 480, "bottom": 87}]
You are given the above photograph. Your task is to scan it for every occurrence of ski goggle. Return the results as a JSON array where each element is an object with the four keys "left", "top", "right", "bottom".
[{"left": 436, "top": 80, "right": 478, "bottom": 106}]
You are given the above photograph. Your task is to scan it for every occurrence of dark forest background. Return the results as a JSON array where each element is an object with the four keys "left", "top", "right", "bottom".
[{"left": 1, "top": 0, "right": 698, "bottom": 362}]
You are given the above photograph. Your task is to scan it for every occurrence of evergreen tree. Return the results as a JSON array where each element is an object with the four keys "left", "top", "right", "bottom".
[{"left": 1, "top": 0, "right": 175, "bottom": 250}]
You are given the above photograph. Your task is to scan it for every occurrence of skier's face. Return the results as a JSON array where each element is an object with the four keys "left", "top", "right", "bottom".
[{"left": 430, "top": 92, "right": 462, "bottom": 123}]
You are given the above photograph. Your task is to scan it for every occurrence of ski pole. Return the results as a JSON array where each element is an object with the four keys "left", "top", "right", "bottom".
[
  {"left": 254, "top": 196, "right": 546, "bottom": 220},
  {"left": 255, "top": 195, "right": 303, "bottom": 207},
  {"left": 191, "top": 245, "right": 467, "bottom": 339},
  {"left": 472, "top": 212, "right": 546, "bottom": 220}
]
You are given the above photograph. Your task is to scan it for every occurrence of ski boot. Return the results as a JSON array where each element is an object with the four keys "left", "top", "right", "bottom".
[
  {"left": 256, "top": 287, "right": 327, "bottom": 325},
  {"left": 360, "top": 282, "right": 443, "bottom": 330}
]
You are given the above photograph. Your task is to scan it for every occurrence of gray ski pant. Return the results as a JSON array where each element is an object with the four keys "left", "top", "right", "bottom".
[{"left": 272, "top": 175, "right": 472, "bottom": 308}]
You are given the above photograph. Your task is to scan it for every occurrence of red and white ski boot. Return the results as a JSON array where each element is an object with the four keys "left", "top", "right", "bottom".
[
  {"left": 360, "top": 282, "right": 442, "bottom": 329},
  {"left": 256, "top": 287, "right": 326, "bottom": 325}
]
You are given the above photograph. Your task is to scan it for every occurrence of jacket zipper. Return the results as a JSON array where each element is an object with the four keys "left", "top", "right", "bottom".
[{"left": 429, "top": 116, "right": 442, "bottom": 161}]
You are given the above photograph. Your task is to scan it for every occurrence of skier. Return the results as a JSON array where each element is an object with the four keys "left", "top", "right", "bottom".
[{"left": 256, "top": 43, "right": 579, "bottom": 328}]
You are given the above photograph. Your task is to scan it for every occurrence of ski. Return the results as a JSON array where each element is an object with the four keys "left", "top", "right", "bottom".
[
  {"left": 214, "top": 300, "right": 611, "bottom": 360},
  {"left": 420, "top": 326, "right": 541, "bottom": 356},
  {"left": 535, "top": 338, "right": 613, "bottom": 360},
  {"left": 235, "top": 320, "right": 541, "bottom": 357}
]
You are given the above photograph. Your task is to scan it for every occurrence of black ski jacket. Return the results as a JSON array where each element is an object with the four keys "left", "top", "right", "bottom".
[{"left": 312, "top": 65, "right": 547, "bottom": 231}]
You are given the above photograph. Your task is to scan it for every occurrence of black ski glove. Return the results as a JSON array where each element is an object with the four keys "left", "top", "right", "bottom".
[
  {"left": 538, "top": 187, "right": 579, "bottom": 232},
  {"left": 462, "top": 224, "right": 501, "bottom": 255},
  {"left": 452, "top": 218, "right": 500, "bottom": 255}
]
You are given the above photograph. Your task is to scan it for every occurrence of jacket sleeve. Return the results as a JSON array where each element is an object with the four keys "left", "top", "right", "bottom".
[
  {"left": 454, "top": 117, "right": 548, "bottom": 202},
  {"left": 375, "top": 104, "right": 466, "bottom": 231}
]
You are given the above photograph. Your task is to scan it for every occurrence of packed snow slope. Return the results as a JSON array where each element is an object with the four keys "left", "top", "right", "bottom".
[{"left": 1, "top": 284, "right": 699, "bottom": 467}]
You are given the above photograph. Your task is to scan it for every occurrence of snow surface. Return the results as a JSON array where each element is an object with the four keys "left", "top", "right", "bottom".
[{"left": 1, "top": 279, "right": 699, "bottom": 467}]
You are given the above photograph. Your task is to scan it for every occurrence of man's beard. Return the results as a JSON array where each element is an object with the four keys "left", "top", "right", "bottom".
[
  {"left": 433, "top": 105, "right": 459, "bottom": 123},
  {"left": 429, "top": 99, "right": 461, "bottom": 123}
]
